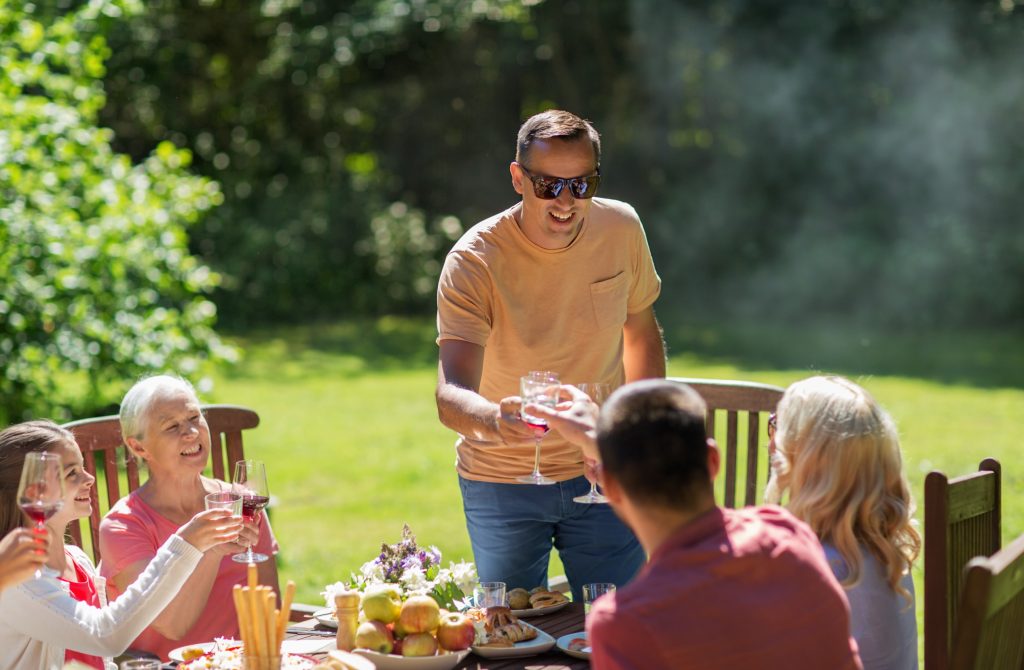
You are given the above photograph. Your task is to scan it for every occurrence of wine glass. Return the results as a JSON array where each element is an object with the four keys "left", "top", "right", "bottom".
[
  {"left": 517, "top": 371, "right": 560, "bottom": 485},
  {"left": 230, "top": 460, "right": 270, "bottom": 564},
  {"left": 18, "top": 452, "right": 64, "bottom": 577},
  {"left": 573, "top": 382, "right": 611, "bottom": 504}
]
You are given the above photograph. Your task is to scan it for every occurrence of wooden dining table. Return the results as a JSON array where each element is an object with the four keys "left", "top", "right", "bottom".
[{"left": 285, "top": 602, "right": 591, "bottom": 669}]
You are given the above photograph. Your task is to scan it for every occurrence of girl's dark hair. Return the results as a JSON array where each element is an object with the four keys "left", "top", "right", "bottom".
[{"left": 0, "top": 420, "right": 75, "bottom": 535}]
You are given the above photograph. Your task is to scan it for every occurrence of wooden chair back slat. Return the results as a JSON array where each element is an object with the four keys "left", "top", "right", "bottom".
[
  {"left": 925, "top": 458, "right": 1002, "bottom": 670},
  {"left": 668, "top": 377, "right": 784, "bottom": 509},
  {"left": 949, "top": 531, "right": 1024, "bottom": 670},
  {"left": 62, "top": 404, "right": 260, "bottom": 564}
]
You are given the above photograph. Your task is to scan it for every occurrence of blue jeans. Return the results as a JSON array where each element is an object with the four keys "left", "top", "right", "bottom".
[{"left": 458, "top": 475, "right": 645, "bottom": 604}]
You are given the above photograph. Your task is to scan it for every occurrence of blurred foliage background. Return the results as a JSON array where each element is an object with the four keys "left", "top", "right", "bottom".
[{"left": 3, "top": 0, "right": 1024, "bottom": 420}]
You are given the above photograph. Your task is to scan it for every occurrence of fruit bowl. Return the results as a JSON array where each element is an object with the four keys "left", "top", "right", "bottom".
[{"left": 350, "top": 649, "right": 470, "bottom": 670}]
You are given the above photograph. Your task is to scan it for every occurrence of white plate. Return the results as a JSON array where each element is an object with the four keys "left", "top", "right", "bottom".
[
  {"left": 351, "top": 648, "right": 469, "bottom": 670},
  {"left": 168, "top": 640, "right": 335, "bottom": 663},
  {"left": 327, "top": 651, "right": 377, "bottom": 670},
  {"left": 471, "top": 622, "right": 555, "bottom": 659},
  {"left": 510, "top": 599, "right": 571, "bottom": 618},
  {"left": 555, "top": 631, "right": 591, "bottom": 659},
  {"left": 169, "top": 642, "right": 221, "bottom": 663},
  {"left": 313, "top": 607, "right": 339, "bottom": 629}
]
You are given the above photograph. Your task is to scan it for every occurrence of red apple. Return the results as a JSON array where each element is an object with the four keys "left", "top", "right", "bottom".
[
  {"left": 354, "top": 620, "right": 394, "bottom": 654},
  {"left": 399, "top": 595, "right": 441, "bottom": 634},
  {"left": 401, "top": 632, "right": 438, "bottom": 657},
  {"left": 435, "top": 611, "right": 475, "bottom": 651}
]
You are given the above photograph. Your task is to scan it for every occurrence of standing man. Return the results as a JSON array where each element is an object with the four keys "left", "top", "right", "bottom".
[{"left": 435, "top": 110, "right": 665, "bottom": 602}]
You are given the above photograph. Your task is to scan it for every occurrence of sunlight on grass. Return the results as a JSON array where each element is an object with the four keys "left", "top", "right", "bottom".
[{"left": 204, "top": 317, "right": 1023, "bottom": 664}]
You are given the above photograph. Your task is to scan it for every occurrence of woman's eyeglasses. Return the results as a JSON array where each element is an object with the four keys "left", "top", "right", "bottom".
[
  {"left": 767, "top": 412, "right": 777, "bottom": 441},
  {"left": 516, "top": 163, "right": 601, "bottom": 200}
]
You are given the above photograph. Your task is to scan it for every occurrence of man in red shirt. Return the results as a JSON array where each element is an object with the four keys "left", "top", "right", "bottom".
[{"left": 532, "top": 380, "right": 863, "bottom": 670}]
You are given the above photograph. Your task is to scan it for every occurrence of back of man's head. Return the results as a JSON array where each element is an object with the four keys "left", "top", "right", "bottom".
[{"left": 597, "top": 380, "right": 713, "bottom": 511}]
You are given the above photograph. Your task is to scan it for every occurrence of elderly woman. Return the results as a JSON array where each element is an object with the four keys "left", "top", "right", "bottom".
[
  {"left": 99, "top": 375, "right": 280, "bottom": 661},
  {"left": 766, "top": 375, "right": 921, "bottom": 670},
  {"left": 0, "top": 420, "right": 240, "bottom": 670}
]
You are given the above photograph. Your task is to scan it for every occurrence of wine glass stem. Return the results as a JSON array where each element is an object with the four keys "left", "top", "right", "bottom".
[
  {"left": 532, "top": 437, "right": 542, "bottom": 478},
  {"left": 589, "top": 482, "right": 599, "bottom": 496}
]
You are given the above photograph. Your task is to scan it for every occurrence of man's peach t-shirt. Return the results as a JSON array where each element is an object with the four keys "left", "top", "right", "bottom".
[
  {"left": 437, "top": 197, "right": 661, "bottom": 483},
  {"left": 98, "top": 491, "right": 279, "bottom": 661}
]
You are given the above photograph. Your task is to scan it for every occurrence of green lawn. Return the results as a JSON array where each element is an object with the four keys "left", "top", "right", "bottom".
[{"left": 206, "top": 317, "right": 1023, "bottom": 658}]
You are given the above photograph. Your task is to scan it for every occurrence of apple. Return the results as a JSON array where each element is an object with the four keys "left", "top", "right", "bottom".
[
  {"left": 361, "top": 584, "right": 402, "bottom": 624},
  {"left": 401, "top": 632, "right": 438, "bottom": 657},
  {"left": 399, "top": 595, "right": 441, "bottom": 634},
  {"left": 435, "top": 611, "right": 475, "bottom": 651},
  {"left": 354, "top": 620, "right": 394, "bottom": 654}
]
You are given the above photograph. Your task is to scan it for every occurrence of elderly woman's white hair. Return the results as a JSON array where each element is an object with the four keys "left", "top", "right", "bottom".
[{"left": 119, "top": 375, "right": 200, "bottom": 441}]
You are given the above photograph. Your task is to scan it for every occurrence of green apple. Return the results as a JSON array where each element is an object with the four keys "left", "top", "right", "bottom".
[
  {"left": 361, "top": 584, "right": 402, "bottom": 624},
  {"left": 354, "top": 620, "right": 394, "bottom": 654},
  {"left": 401, "top": 632, "right": 438, "bottom": 657}
]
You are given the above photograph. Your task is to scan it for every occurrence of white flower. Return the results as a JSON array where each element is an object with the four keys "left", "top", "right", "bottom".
[
  {"left": 449, "top": 560, "right": 478, "bottom": 595},
  {"left": 321, "top": 581, "right": 349, "bottom": 608},
  {"left": 360, "top": 560, "right": 385, "bottom": 583},
  {"left": 400, "top": 566, "right": 429, "bottom": 593}
]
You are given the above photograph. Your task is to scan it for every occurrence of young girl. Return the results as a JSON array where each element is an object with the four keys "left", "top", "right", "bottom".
[
  {"left": 0, "top": 420, "right": 242, "bottom": 670},
  {"left": 766, "top": 376, "right": 921, "bottom": 670}
]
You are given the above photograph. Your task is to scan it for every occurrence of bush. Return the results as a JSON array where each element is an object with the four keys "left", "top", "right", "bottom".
[{"left": 0, "top": 0, "right": 233, "bottom": 422}]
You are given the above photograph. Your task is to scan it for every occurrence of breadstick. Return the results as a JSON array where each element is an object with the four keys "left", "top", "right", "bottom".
[
  {"left": 264, "top": 588, "right": 277, "bottom": 658},
  {"left": 247, "top": 581, "right": 265, "bottom": 665},
  {"left": 232, "top": 585, "right": 250, "bottom": 653},
  {"left": 248, "top": 562, "right": 259, "bottom": 589},
  {"left": 276, "top": 581, "right": 295, "bottom": 653}
]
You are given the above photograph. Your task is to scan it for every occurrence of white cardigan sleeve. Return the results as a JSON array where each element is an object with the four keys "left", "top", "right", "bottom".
[{"left": 0, "top": 534, "right": 202, "bottom": 656}]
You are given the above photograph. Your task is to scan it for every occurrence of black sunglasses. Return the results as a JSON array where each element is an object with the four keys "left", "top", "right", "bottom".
[{"left": 516, "top": 163, "right": 601, "bottom": 200}]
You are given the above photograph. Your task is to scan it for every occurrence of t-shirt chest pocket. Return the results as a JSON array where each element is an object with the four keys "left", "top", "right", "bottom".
[{"left": 590, "top": 272, "right": 629, "bottom": 331}]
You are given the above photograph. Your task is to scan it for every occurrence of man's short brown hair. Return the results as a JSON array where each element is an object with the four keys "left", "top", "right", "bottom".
[{"left": 515, "top": 110, "right": 601, "bottom": 166}]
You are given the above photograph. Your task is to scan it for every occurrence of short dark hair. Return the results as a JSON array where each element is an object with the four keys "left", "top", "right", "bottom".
[
  {"left": 597, "top": 380, "right": 711, "bottom": 510},
  {"left": 515, "top": 110, "right": 601, "bottom": 166}
]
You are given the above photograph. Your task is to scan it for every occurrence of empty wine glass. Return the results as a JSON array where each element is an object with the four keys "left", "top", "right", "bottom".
[
  {"left": 517, "top": 371, "right": 560, "bottom": 485},
  {"left": 18, "top": 452, "right": 64, "bottom": 577},
  {"left": 230, "top": 460, "right": 270, "bottom": 564},
  {"left": 573, "top": 382, "right": 611, "bottom": 504}
]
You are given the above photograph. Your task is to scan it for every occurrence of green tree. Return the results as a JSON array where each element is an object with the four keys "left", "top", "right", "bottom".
[{"left": 0, "top": 0, "right": 232, "bottom": 422}]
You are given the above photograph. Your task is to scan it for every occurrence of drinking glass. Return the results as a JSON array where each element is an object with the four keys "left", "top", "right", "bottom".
[
  {"left": 120, "top": 660, "right": 161, "bottom": 670},
  {"left": 583, "top": 582, "right": 616, "bottom": 618},
  {"left": 517, "top": 371, "right": 560, "bottom": 485},
  {"left": 17, "top": 452, "right": 64, "bottom": 578},
  {"left": 205, "top": 491, "right": 243, "bottom": 515},
  {"left": 572, "top": 382, "right": 611, "bottom": 504},
  {"left": 231, "top": 460, "right": 270, "bottom": 564},
  {"left": 473, "top": 581, "right": 507, "bottom": 608}
]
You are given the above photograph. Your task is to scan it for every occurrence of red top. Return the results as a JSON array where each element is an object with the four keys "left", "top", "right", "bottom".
[
  {"left": 60, "top": 552, "right": 105, "bottom": 670},
  {"left": 587, "top": 505, "right": 864, "bottom": 670}
]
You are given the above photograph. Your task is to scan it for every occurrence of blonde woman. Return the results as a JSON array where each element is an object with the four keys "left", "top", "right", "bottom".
[{"left": 766, "top": 375, "right": 920, "bottom": 670}]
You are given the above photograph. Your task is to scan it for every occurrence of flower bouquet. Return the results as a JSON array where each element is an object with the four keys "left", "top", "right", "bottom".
[{"left": 323, "top": 525, "right": 477, "bottom": 612}]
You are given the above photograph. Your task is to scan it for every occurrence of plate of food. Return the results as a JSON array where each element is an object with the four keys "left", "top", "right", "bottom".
[
  {"left": 350, "top": 648, "right": 469, "bottom": 670},
  {"left": 469, "top": 606, "right": 555, "bottom": 659},
  {"left": 169, "top": 640, "right": 334, "bottom": 665},
  {"left": 506, "top": 588, "right": 571, "bottom": 618},
  {"left": 556, "top": 632, "right": 591, "bottom": 660},
  {"left": 312, "top": 607, "right": 339, "bottom": 629},
  {"left": 175, "top": 647, "right": 318, "bottom": 669}
]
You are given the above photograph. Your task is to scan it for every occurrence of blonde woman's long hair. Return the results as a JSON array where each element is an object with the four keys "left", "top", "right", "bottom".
[{"left": 765, "top": 376, "right": 921, "bottom": 600}]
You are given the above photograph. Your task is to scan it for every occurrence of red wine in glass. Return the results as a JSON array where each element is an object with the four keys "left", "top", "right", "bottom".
[
  {"left": 240, "top": 495, "right": 270, "bottom": 522},
  {"left": 20, "top": 500, "right": 62, "bottom": 525},
  {"left": 231, "top": 460, "right": 270, "bottom": 564},
  {"left": 517, "top": 371, "right": 559, "bottom": 485},
  {"left": 17, "top": 451, "right": 64, "bottom": 578}
]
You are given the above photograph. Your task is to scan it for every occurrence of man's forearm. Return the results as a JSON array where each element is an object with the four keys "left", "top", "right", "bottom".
[{"left": 436, "top": 383, "right": 500, "bottom": 442}]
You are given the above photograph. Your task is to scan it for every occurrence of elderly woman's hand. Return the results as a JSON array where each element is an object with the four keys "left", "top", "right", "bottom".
[{"left": 176, "top": 509, "right": 243, "bottom": 553}]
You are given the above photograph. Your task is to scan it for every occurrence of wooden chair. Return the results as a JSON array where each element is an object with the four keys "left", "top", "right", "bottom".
[
  {"left": 948, "top": 530, "right": 1024, "bottom": 670},
  {"left": 925, "top": 458, "right": 1002, "bottom": 670},
  {"left": 667, "top": 377, "right": 784, "bottom": 508}
]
